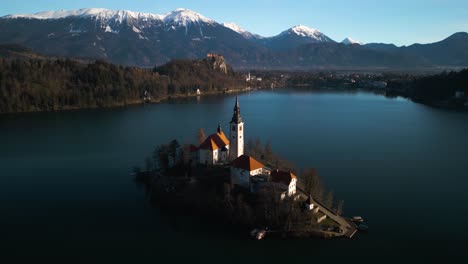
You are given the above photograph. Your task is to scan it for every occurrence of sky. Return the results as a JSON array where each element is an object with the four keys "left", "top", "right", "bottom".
[{"left": 1, "top": 0, "right": 467, "bottom": 46}]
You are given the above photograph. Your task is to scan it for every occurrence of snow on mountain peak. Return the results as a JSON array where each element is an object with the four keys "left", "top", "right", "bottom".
[
  {"left": 341, "top": 37, "right": 363, "bottom": 45},
  {"left": 280, "top": 24, "right": 332, "bottom": 42},
  {"left": 3, "top": 8, "right": 164, "bottom": 21},
  {"left": 3, "top": 8, "right": 214, "bottom": 26},
  {"left": 4, "top": 8, "right": 109, "bottom": 19},
  {"left": 289, "top": 24, "right": 320, "bottom": 37},
  {"left": 163, "top": 8, "right": 214, "bottom": 26},
  {"left": 223, "top": 22, "right": 247, "bottom": 34}
]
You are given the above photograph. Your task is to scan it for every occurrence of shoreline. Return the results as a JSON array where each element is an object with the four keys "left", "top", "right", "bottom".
[
  {"left": 0, "top": 86, "right": 258, "bottom": 115},
  {"left": 6, "top": 84, "right": 464, "bottom": 114}
]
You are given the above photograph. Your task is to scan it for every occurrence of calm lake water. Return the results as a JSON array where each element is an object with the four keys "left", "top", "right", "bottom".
[{"left": 1, "top": 89, "right": 468, "bottom": 262}]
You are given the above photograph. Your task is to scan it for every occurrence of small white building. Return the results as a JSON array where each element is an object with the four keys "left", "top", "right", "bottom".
[
  {"left": 270, "top": 170, "right": 297, "bottom": 197},
  {"left": 305, "top": 194, "right": 315, "bottom": 211},
  {"left": 230, "top": 154, "right": 264, "bottom": 188}
]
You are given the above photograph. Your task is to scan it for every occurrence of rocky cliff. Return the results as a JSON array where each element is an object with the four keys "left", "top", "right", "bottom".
[{"left": 203, "top": 53, "right": 230, "bottom": 74}]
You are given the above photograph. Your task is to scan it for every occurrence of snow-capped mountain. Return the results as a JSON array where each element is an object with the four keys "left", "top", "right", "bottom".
[
  {"left": 282, "top": 25, "right": 333, "bottom": 42},
  {"left": 1, "top": 8, "right": 466, "bottom": 69},
  {"left": 3, "top": 8, "right": 216, "bottom": 24},
  {"left": 222, "top": 22, "right": 262, "bottom": 39},
  {"left": 163, "top": 8, "right": 215, "bottom": 27},
  {"left": 0, "top": 8, "right": 271, "bottom": 66},
  {"left": 4, "top": 8, "right": 163, "bottom": 20},
  {"left": 4, "top": 8, "right": 220, "bottom": 34},
  {"left": 341, "top": 37, "right": 362, "bottom": 45},
  {"left": 4, "top": 8, "right": 216, "bottom": 33},
  {"left": 261, "top": 24, "right": 335, "bottom": 51}
]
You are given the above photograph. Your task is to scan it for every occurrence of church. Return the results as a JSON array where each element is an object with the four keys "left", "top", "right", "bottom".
[
  {"left": 198, "top": 96, "right": 245, "bottom": 165},
  {"left": 198, "top": 96, "right": 268, "bottom": 188},
  {"left": 197, "top": 96, "right": 296, "bottom": 197}
]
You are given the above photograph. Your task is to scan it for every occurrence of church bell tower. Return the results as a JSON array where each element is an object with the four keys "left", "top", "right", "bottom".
[{"left": 229, "top": 96, "right": 244, "bottom": 160}]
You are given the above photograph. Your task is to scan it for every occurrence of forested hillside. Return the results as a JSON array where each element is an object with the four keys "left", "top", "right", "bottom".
[
  {"left": 0, "top": 50, "right": 244, "bottom": 113},
  {"left": 410, "top": 68, "right": 468, "bottom": 101}
]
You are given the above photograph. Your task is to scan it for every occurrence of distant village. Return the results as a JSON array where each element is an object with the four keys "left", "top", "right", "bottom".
[{"left": 136, "top": 96, "right": 364, "bottom": 239}]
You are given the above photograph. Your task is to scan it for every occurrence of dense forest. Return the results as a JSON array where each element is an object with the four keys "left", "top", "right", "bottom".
[
  {"left": 409, "top": 68, "right": 468, "bottom": 101},
  {"left": 153, "top": 57, "right": 240, "bottom": 95},
  {"left": 0, "top": 48, "right": 244, "bottom": 113}
]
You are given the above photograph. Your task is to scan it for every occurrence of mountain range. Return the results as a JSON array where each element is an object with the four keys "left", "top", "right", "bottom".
[{"left": 1, "top": 8, "right": 467, "bottom": 70}]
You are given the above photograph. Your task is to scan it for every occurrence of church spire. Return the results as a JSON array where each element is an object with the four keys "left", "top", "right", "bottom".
[
  {"left": 231, "top": 96, "right": 243, "bottom": 124},
  {"left": 229, "top": 96, "right": 244, "bottom": 160}
]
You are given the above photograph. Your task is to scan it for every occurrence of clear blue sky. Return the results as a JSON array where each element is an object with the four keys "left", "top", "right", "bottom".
[{"left": 1, "top": 0, "right": 467, "bottom": 46}]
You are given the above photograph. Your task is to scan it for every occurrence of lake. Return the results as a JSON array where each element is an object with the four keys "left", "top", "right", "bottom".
[{"left": 1, "top": 89, "right": 468, "bottom": 262}]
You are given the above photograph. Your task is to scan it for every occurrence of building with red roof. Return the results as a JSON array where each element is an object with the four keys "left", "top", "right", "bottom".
[
  {"left": 198, "top": 96, "right": 245, "bottom": 165},
  {"left": 230, "top": 154, "right": 264, "bottom": 187},
  {"left": 198, "top": 124, "right": 230, "bottom": 165}
]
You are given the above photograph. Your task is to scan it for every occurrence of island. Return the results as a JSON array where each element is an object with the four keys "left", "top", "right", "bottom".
[{"left": 134, "top": 96, "right": 362, "bottom": 239}]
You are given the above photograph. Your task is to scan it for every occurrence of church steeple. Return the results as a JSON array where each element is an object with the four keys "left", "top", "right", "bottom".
[
  {"left": 229, "top": 96, "right": 244, "bottom": 160},
  {"left": 231, "top": 96, "right": 243, "bottom": 124}
]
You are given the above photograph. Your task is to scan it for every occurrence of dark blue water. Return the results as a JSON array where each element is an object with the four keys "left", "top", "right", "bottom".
[{"left": 1, "top": 90, "right": 468, "bottom": 262}]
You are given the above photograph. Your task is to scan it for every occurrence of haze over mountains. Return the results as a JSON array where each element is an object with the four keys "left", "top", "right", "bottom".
[{"left": 1, "top": 7, "right": 467, "bottom": 69}]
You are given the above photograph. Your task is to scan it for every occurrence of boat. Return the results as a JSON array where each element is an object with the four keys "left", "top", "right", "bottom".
[
  {"left": 351, "top": 216, "right": 364, "bottom": 223},
  {"left": 250, "top": 228, "right": 267, "bottom": 240},
  {"left": 256, "top": 230, "right": 266, "bottom": 240}
]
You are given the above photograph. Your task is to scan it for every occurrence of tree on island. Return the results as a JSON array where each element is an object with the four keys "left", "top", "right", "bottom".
[
  {"left": 245, "top": 137, "right": 297, "bottom": 173},
  {"left": 139, "top": 137, "right": 347, "bottom": 233},
  {"left": 335, "top": 200, "right": 345, "bottom": 216},
  {"left": 168, "top": 139, "right": 180, "bottom": 164},
  {"left": 196, "top": 128, "right": 207, "bottom": 144},
  {"left": 246, "top": 137, "right": 345, "bottom": 214},
  {"left": 153, "top": 144, "right": 169, "bottom": 172}
]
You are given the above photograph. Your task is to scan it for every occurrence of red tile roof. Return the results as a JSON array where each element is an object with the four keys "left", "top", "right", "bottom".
[
  {"left": 199, "top": 132, "right": 230, "bottom": 151},
  {"left": 213, "top": 131, "right": 229, "bottom": 146},
  {"left": 199, "top": 138, "right": 218, "bottom": 150},
  {"left": 231, "top": 155, "right": 264, "bottom": 171}
]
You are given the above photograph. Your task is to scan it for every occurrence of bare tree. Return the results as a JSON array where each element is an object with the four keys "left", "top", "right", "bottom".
[
  {"left": 264, "top": 140, "right": 273, "bottom": 164},
  {"left": 196, "top": 128, "right": 206, "bottom": 144},
  {"left": 324, "top": 191, "right": 335, "bottom": 209},
  {"left": 335, "top": 200, "right": 344, "bottom": 216},
  {"left": 300, "top": 168, "right": 324, "bottom": 202},
  {"left": 246, "top": 138, "right": 255, "bottom": 156}
]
